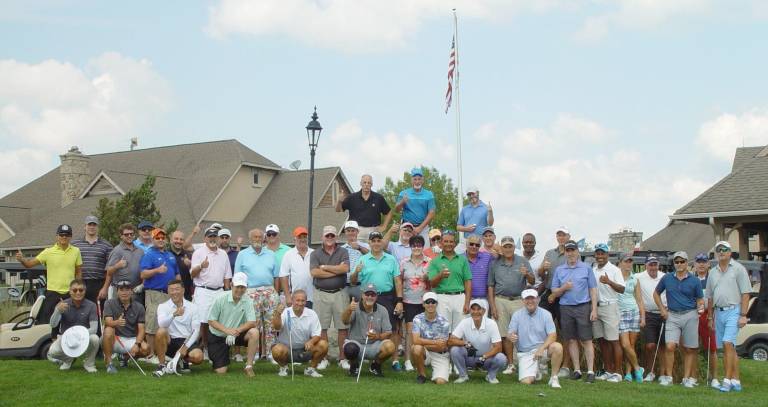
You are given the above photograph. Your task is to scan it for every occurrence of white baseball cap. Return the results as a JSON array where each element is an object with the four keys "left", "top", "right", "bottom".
[
  {"left": 469, "top": 299, "right": 486, "bottom": 309},
  {"left": 217, "top": 228, "right": 232, "bottom": 237},
  {"left": 265, "top": 224, "right": 280, "bottom": 234},
  {"left": 522, "top": 289, "right": 539, "bottom": 299},
  {"left": 343, "top": 220, "right": 359, "bottom": 230},
  {"left": 555, "top": 226, "right": 570, "bottom": 235},
  {"left": 422, "top": 292, "right": 438, "bottom": 303},
  {"left": 232, "top": 272, "right": 248, "bottom": 287}
]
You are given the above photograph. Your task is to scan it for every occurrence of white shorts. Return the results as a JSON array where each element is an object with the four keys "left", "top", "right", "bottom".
[
  {"left": 113, "top": 336, "right": 137, "bottom": 354},
  {"left": 517, "top": 348, "right": 548, "bottom": 381},
  {"left": 425, "top": 350, "right": 451, "bottom": 382},
  {"left": 193, "top": 287, "right": 224, "bottom": 323}
]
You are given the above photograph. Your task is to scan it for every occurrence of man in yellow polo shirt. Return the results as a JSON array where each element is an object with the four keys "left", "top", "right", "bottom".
[{"left": 17, "top": 224, "right": 83, "bottom": 326}]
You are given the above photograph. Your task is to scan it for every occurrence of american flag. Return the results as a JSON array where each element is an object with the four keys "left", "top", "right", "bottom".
[{"left": 445, "top": 36, "right": 456, "bottom": 114}]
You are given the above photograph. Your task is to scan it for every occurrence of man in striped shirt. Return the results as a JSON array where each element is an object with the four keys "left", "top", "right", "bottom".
[{"left": 71, "top": 215, "right": 113, "bottom": 306}]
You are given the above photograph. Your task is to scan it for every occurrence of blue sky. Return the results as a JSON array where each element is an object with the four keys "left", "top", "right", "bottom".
[{"left": 2, "top": 0, "right": 768, "bottom": 248}]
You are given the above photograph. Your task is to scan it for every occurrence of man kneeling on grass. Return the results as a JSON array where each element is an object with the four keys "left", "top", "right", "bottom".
[
  {"left": 448, "top": 299, "right": 507, "bottom": 384},
  {"left": 270, "top": 289, "right": 327, "bottom": 378},
  {"left": 342, "top": 283, "right": 396, "bottom": 378},
  {"left": 153, "top": 280, "right": 204, "bottom": 376},
  {"left": 508, "top": 289, "right": 564, "bottom": 388},
  {"left": 48, "top": 279, "right": 100, "bottom": 373},
  {"left": 410, "top": 292, "right": 452, "bottom": 384},
  {"left": 207, "top": 272, "right": 259, "bottom": 377},
  {"left": 103, "top": 280, "right": 150, "bottom": 374}
]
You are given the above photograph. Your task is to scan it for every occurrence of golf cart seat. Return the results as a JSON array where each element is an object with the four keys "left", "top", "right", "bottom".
[
  {"left": 7, "top": 295, "right": 44, "bottom": 326},
  {"left": 0, "top": 295, "right": 52, "bottom": 358}
]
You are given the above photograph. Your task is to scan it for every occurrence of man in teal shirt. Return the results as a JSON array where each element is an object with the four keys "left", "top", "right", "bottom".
[
  {"left": 207, "top": 272, "right": 259, "bottom": 376},
  {"left": 428, "top": 230, "right": 472, "bottom": 330},
  {"left": 395, "top": 167, "right": 436, "bottom": 241}
]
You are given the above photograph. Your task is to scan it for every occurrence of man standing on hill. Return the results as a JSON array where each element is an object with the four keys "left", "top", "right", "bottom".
[
  {"left": 336, "top": 174, "right": 393, "bottom": 241},
  {"left": 395, "top": 167, "right": 436, "bottom": 241}
]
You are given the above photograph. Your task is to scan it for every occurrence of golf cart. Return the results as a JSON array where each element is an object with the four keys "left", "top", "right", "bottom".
[
  {"left": 0, "top": 265, "right": 51, "bottom": 359},
  {"left": 736, "top": 263, "right": 768, "bottom": 361}
]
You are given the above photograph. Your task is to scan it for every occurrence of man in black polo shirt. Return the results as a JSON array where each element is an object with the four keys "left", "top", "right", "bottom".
[
  {"left": 310, "top": 225, "right": 351, "bottom": 370},
  {"left": 103, "top": 280, "right": 150, "bottom": 373},
  {"left": 71, "top": 215, "right": 113, "bottom": 305},
  {"left": 47, "top": 279, "right": 100, "bottom": 372},
  {"left": 336, "top": 174, "right": 393, "bottom": 241},
  {"left": 170, "top": 230, "right": 194, "bottom": 300}
]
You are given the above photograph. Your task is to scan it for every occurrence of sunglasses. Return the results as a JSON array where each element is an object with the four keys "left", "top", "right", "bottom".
[
  {"left": 674, "top": 260, "right": 687, "bottom": 265},
  {"left": 70, "top": 288, "right": 84, "bottom": 293},
  {"left": 431, "top": 237, "right": 441, "bottom": 242},
  {"left": 364, "top": 292, "right": 377, "bottom": 297},
  {"left": 716, "top": 247, "right": 730, "bottom": 253},
  {"left": 324, "top": 234, "right": 336, "bottom": 238},
  {"left": 122, "top": 232, "right": 135, "bottom": 236},
  {"left": 58, "top": 234, "right": 72, "bottom": 237},
  {"left": 140, "top": 228, "right": 153, "bottom": 232},
  {"left": 565, "top": 248, "right": 576, "bottom": 252},
  {"left": 410, "top": 244, "right": 424, "bottom": 248},
  {"left": 424, "top": 299, "right": 437, "bottom": 305},
  {"left": 467, "top": 243, "right": 481, "bottom": 248},
  {"left": 266, "top": 232, "right": 278, "bottom": 237},
  {"left": 153, "top": 236, "right": 166, "bottom": 241}
]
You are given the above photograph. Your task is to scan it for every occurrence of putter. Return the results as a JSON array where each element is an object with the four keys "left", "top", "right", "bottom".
[
  {"left": 287, "top": 308, "right": 294, "bottom": 381},
  {"left": 357, "top": 316, "right": 373, "bottom": 383},
  {"left": 115, "top": 335, "right": 147, "bottom": 376},
  {"left": 166, "top": 352, "right": 182, "bottom": 376},
  {"left": 706, "top": 321, "right": 713, "bottom": 385},
  {"left": 649, "top": 322, "right": 665, "bottom": 380}
]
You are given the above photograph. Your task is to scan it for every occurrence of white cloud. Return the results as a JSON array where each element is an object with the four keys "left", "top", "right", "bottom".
[
  {"left": 552, "top": 113, "right": 609, "bottom": 142},
  {"left": 0, "top": 52, "right": 172, "bottom": 197},
  {"left": 697, "top": 108, "right": 768, "bottom": 161}
]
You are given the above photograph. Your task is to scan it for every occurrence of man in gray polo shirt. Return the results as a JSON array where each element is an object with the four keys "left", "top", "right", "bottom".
[
  {"left": 487, "top": 236, "right": 534, "bottom": 375},
  {"left": 342, "top": 283, "right": 395, "bottom": 378},
  {"left": 71, "top": 215, "right": 113, "bottom": 304},
  {"left": 47, "top": 279, "right": 100, "bottom": 372},
  {"left": 105, "top": 223, "right": 144, "bottom": 300},
  {"left": 310, "top": 225, "right": 351, "bottom": 370}
]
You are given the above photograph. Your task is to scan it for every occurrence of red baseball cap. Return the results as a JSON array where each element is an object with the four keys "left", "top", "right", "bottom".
[{"left": 293, "top": 226, "right": 309, "bottom": 237}]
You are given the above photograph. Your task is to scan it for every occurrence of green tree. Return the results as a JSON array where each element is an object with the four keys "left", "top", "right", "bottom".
[
  {"left": 93, "top": 175, "right": 178, "bottom": 245},
  {"left": 378, "top": 166, "right": 459, "bottom": 237}
]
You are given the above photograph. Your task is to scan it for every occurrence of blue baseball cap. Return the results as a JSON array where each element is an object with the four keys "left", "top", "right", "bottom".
[
  {"left": 594, "top": 243, "right": 609, "bottom": 253},
  {"left": 410, "top": 167, "right": 424, "bottom": 177},
  {"left": 694, "top": 252, "right": 709, "bottom": 262},
  {"left": 645, "top": 256, "right": 659, "bottom": 264},
  {"left": 137, "top": 220, "right": 154, "bottom": 230}
]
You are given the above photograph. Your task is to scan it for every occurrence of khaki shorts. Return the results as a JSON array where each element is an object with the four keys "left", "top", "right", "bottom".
[
  {"left": 592, "top": 302, "right": 619, "bottom": 341},
  {"left": 314, "top": 289, "right": 349, "bottom": 330},
  {"left": 144, "top": 289, "right": 170, "bottom": 334},
  {"left": 496, "top": 296, "right": 523, "bottom": 335}
]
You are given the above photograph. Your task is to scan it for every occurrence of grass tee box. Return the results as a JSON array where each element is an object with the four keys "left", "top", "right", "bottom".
[{"left": 0, "top": 359, "right": 765, "bottom": 406}]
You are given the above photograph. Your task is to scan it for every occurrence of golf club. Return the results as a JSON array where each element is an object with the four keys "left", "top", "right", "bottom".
[
  {"left": 649, "top": 321, "right": 665, "bottom": 380},
  {"left": 166, "top": 352, "right": 182, "bottom": 376},
  {"left": 357, "top": 316, "right": 373, "bottom": 383},
  {"left": 706, "top": 319, "right": 713, "bottom": 385},
  {"left": 287, "top": 308, "right": 294, "bottom": 381},
  {"left": 114, "top": 335, "right": 147, "bottom": 376}
]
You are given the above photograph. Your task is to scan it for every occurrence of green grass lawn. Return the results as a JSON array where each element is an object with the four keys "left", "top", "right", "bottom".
[{"left": 1, "top": 358, "right": 766, "bottom": 406}]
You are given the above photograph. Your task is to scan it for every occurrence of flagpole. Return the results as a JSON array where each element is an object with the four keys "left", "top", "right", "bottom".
[{"left": 453, "top": 9, "right": 463, "bottom": 241}]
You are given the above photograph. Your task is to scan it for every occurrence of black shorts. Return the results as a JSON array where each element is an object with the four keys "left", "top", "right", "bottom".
[
  {"left": 539, "top": 289, "right": 561, "bottom": 321},
  {"left": 271, "top": 344, "right": 313, "bottom": 363},
  {"left": 560, "top": 303, "right": 592, "bottom": 341},
  {"left": 167, "top": 337, "right": 200, "bottom": 357},
  {"left": 207, "top": 331, "right": 248, "bottom": 369},
  {"left": 376, "top": 292, "right": 400, "bottom": 331},
  {"left": 643, "top": 312, "right": 666, "bottom": 346},
  {"left": 404, "top": 303, "right": 424, "bottom": 323}
]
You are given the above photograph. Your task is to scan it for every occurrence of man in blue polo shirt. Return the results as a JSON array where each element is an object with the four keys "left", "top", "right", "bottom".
[
  {"left": 235, "top": 228, "right": 279, "bottom": 361},
  {"left": 135, "top": 220, "right": 154, "bottom": 253},
  {"left": 351, "top": 230, "right": 404, "bottom": 371},
  {"left": 456, "top": 186, "right": 493, "bottom": 238},
  {"left": 395, "top": 167, "right": 436, "bottom": 241},
  {"left": 549, "top": 240, "right": 597, "bottom": 383},
  {"left": 140, "top": 228, "right": 180, "bottom": 362},
  {"left": 653, "top": 251, "right": 703, "bottom": 388}
]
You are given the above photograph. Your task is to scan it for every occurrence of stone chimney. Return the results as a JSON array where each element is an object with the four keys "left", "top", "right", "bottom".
[{"left": 60, "top": 146, "right": 90, "bottom": 207}]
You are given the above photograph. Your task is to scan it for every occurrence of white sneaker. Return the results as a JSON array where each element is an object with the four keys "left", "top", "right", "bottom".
[
  {"left": 338, "top": 359, "right": 351, "bottom": 370},
  {"left": 454, "top": 375, "right": 470, "bottom": 384},
  {"left": 317, "top": 359, "right": 329, "bottom": 370},
  {"left": 557, "top": 367, "right": 571, "bottom": 378},
  {"left": 502, "top": 365, "right": 516, "bottom": 375},
  {"left": 453, "top": 364, "right": 460, "bottom": 375},
  {"left": 278, "top": 366, "right": 288, "bottom": 377},
  {"left": 682, "top": 377, "right": 695, "bottom": 388},
  {"left": 59, "top": 359, "right": 72, "bottom": 370},
  {"left": 233, "top": 354, "right": 244, "bottom": 363},
  {"left": 203, "top": 349, "right": 209, "bottom": 361},
  {"left": 643, "top": 372, "right": 656, "bottom": 382},
  {"left": 304, "top": 367, "right": 323, "bottom": 378},
  {"left": 535, "top": 369, "right": 542, "bottom": 381},
  {"left": 145, "top": 355, "right": 159, "bottom": 365},
  {"left": 596, "top": 371, "right": 610, "bottom": 381},
  {"left": 404, "top": 360, "right": 414, "bottom": 372},
  {"left": 485, "top": 375, "right": 499, "bottom": 384},
  {"left": 710, "top": 378, "right": 721, "bottom": 389},
  {"left": 607, "top": 373, "right": 621, "bottom": 383},
  {"left": 549, "top": 376, "right": 562, "bottom": 389},
  {"left": 659, "top": 375, "right": 673, "bottom": 386},
  {"left": 84, "top": 365, "right": 97, "bottom": 373}
]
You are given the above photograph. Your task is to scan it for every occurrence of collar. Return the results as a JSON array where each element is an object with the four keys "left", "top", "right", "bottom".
[
  {"left": 407, "top": 256, "right": 428, "bottom": 266},
  {"left": 439, "top": 252, "right": 457, "bottom": 260},
  {"left": 362, "top": 303, "right": 379, "bottom": 313},
  {"left": 470, "top": 317, "right": 487, "bottom": 331},
  {"left": 120, "top": 241, "right": 136, "bottom": 250}
]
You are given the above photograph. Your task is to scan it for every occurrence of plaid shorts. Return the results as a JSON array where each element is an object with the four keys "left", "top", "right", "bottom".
[{"left": 619, "top": 309, "right": 640, "bottom": 333}]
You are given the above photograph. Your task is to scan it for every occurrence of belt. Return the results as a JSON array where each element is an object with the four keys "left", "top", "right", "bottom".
[
  {"left": 247, "top": 285, "right": 273, "bottom": 290},
  {"left": 669, "top": 309, "right": 696, "bottom": 314},
  {"left": 346, "top": 283, "right": 361, "bottom": 287},
  {"left": 716, "top": 305, "right": 737, "bottom": 311},
  {"left": 437, "top": 291, "right": 464, "bottom": 295},
  {"left": 598, "top": 301, "right": 617, "bottom": 306},
  {"left": 316, "top": 287, "right": 343, "bottom": 294},
  {"left": 146, "top": 288, "right": 167, "bottom": 294},
  {"left": 496, "top": 294, "right": 520, "bottom": 301},
  {"left": 195, "top": 285, "right": 222, "bottom": 291},
  {"left": 378, "top": 290, "right": 394, "bottom": 296}
]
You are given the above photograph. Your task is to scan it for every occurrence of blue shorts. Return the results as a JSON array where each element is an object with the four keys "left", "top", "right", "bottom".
[{"left": 714, "top": 305, "right": 740, "bottom": 349}]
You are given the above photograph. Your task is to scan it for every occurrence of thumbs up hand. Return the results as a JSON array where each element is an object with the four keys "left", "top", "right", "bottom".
[{"left": 201, "top": 256, "right": 209, "bottom": 269}]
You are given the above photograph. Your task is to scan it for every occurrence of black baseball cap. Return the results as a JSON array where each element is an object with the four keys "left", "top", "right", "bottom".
[{"left": 56, "top": 224, "right": 73, "bottom": 236}]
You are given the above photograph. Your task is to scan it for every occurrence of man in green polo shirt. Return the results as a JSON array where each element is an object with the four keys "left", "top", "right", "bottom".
[
  {"left": 351, "top": 231, "right": 404, "bottom": 371},
  {"left": 207, "top": 272, "right": 259, "bottom": 376},
  {"left": 17, "top": 224, "right": 83, "bottom": 326},
  {"left": 428, "top": 230, "right": 471, "bottom": 330}
]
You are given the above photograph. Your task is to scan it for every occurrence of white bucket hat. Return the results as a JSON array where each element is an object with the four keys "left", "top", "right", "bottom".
[{"left": 61, "top": 325, "right": 90, "bottom": 358}]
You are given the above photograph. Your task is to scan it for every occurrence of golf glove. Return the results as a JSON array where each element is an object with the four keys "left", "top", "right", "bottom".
[
  {"left": 226, "top": 335, "right": 236, "bottom": 346},
  {"left": 133, "top": 284, "right": 144, "bottom": 294}
]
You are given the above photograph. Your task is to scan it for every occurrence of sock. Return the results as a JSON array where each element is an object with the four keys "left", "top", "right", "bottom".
[{"left": 587, "top": 371, "right": 594, "bottom": 375}]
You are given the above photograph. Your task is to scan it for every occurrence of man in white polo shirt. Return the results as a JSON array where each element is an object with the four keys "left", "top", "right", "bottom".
[
  {"left": 191, "top": 227, "right": 233, "bottom": 357},
  {"left": 636, "top": 256, "right": 669, "bottom": 383},
  {"left": 271, "top": 290, "right": 327, "bottom": 378},
  {"left": 279, "top": 226, "right": 315, "bottom": 308},
  {"left": 448, "top": 299, "right": 507, "bottom": 384},
  {"left": 153, "top": 280, "right": 204, "bottom": 376},
  {"left": 592, "top": 243, "right": 625, "bottom": 382}
]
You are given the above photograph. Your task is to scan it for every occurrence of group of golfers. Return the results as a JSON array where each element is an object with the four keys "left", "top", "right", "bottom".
[{"left": 15, "top": 170, "right": 753, "bottom": 393}]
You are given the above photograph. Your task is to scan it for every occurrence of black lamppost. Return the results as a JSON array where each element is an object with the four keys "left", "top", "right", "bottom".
[{"left": 306, "top": 107, "right": 322, "bottom": 243}]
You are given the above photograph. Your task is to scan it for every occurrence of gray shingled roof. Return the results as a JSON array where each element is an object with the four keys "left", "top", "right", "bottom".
[
  {"left": 731, "top": 146, "right": 764, "bottom": 172},
  {"left": 674, "top": 145, "right": 768, "bottom": 216},
  {"left": 641, "top": 221, "right": 715, "bottom": 256},
  {"left": 0, "top": 140, "right": 338, "bottom": 250}
]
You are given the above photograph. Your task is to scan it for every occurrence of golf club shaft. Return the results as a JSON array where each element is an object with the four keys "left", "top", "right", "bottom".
[
  {"left": 650, "top": 321, "right": 664, "bottom": 377},
  {"left": 115, "top": 335, "right": 147, "bottom": 376},
  {"left": 287, "top": 310, "right": 294, "bottom": 380},
  {"left": 357, "top": 337, "right": 369, "bottom": 383}
]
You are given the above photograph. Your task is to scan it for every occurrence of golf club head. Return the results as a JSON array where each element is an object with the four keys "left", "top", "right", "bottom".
[{"left": 167, "top": 353, "right": 182, "bottom": 376}]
